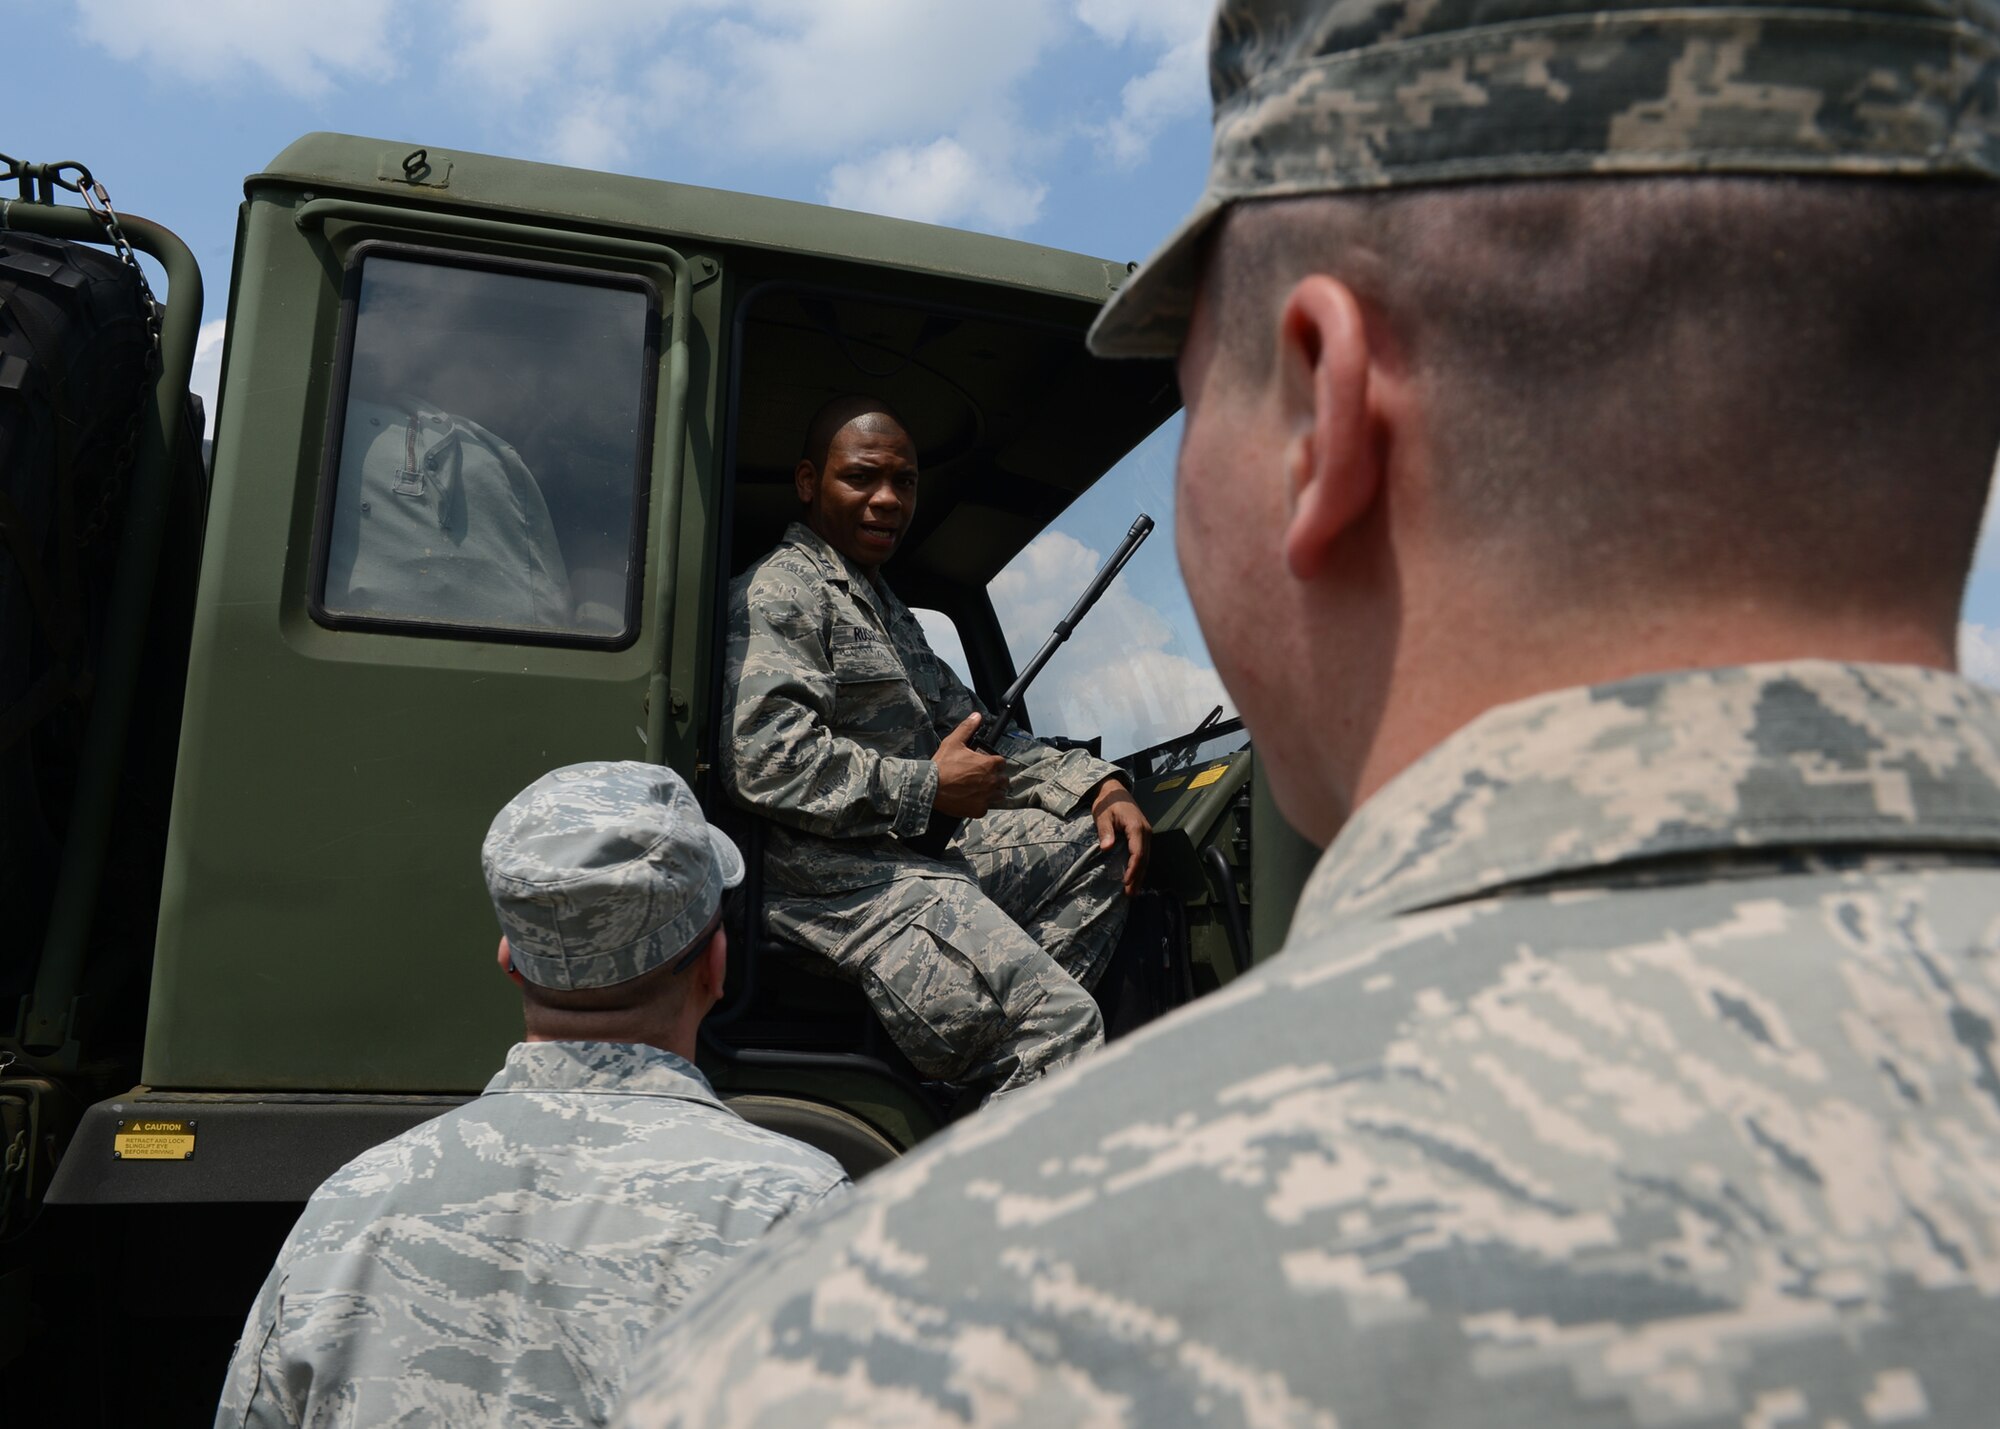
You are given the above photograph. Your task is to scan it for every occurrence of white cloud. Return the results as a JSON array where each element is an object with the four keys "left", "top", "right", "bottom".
[
  {"left": 914, "top": 609, "right": 974, "bottom": 687},
  {"left": 1075, "top": 0, "right": 1211, "bottom": 47},
  {"left": 1973, "top": 449, "right": 2000, "bottom": 575},
  {"left": 994, "top": 530, "right": 1170, "bottom": 650},
  {"left": 824, "top": 138, "right": 1046, "bottom": 234},
  {"left": 1961, "top": 624, "right": 2000, "bottom": 687},
  {"left": 545, "top": 90, "right": 641, "bottom": 170},
  {"left": 1045, "top": 645, "right": 1231, "bottom": 761},
  {"left": 428, "top": 0, "right": 1072, "bottom": 210},
  {"left": 74, "top": 0, "right": 401, "bottom": 98},
  {"left": 1099, "top": 35, "right": 1208, "bottom": 165},
  {"left": 991, "top": 531, "right": 1231, "bottom": 758},
  {"left": 709, "top": 0, "right": 1064, "bottom": 156},
  {"left": 188, "top": 319, "right": 227, "bottom": 437},
  {"left": 633, "top": 52, "right": 720, "bottom": 133},
  {"left": 439, "top": 0, "right": 701, "bottom": 164},
  {"left": 445, "top": 0, "right": 677, "bottom": 93},
  {"left": 440, "top": 0, "right": 1065, "bottom": 171},
  {"left": 1077, "top": 0, "right": 1211, "bottom": 166},
  {"left": 70, "top": 0, "right": 1199, "bottom": 243}
]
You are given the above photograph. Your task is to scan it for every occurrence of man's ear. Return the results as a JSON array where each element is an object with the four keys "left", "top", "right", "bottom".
[
  {"left": 699, "top": 927, "right": 729, "bottom": 1004},
  {"left": 793, "top": 459, "right": 818, "bottom": 507},
  {"left": 497, "top": 937, "right": 525, "bottom": 986},
  {"left": 1276, "top": 275, "right": 1380, "bottom": 582}
]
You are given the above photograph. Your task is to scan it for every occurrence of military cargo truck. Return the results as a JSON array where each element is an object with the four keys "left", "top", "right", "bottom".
[{"left": 0, "top": 135, "right": 1317, "bottom": 1419}]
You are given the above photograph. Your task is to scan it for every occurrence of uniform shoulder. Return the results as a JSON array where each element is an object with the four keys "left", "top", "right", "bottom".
[
  {"left": 713, "top": 1109, "right": 851, "bottom": 1192},
  {"left": 734, "top": 531, "right": 823, "bottom": 586},
  {"left": 290, "top": 1107, "right": 453, "bottom": 1224},
  {"left": 693, "top": 903, "right": 1490, "bottom": 1220},
  {"left": 731, "top": 539, "right": 829, "bottom": 607}
]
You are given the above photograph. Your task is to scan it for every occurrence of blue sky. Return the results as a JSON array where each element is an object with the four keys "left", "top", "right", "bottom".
[
  {"left": 1, "top": 0, "right": 1213, "bottom": 404},
  {"left": 8, "top": 0, "right": 1997, "bottom": 742}
]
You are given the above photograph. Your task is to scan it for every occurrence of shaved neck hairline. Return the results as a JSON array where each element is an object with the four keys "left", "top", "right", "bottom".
[
  {"left": 517, "top": 935, "right": 704, "bottom": 1018},
  {"left": 1200, "top": 178, "right": 2000, "bottom": 625},
  {"left": 1207, "top": 194, "right": 1392, "bottom": 382}
]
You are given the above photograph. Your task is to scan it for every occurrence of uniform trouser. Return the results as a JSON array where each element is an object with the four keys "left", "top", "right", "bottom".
[{"left": 766, "top": 807, "right": 1126, "bottom": 1098}]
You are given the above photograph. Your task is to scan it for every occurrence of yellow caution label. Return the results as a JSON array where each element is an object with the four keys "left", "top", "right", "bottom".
[
  {"left": 114, "top": 1118, "right": 195, "bottom": 1161},
  {"left": 1189, "top": 764, "right": 1229, "bottom": 789},
  {"left": 1153, "top": 776, "right": 1186, "bottom": 791}
]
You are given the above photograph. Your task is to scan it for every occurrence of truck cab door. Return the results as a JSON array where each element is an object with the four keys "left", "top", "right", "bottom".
[{"left": 145, "top": 198, "right": 712, "bottom": 1096}]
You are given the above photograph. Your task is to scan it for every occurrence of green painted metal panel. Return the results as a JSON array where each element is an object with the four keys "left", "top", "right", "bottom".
[
  {"left": 143, "top": 185, "right": 717, "bottom": 1091},
  {"left": 255, "top": 133, "right": 1136, "bottom": 306}
]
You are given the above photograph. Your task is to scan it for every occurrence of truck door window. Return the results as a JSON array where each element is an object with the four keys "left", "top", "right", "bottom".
[
  {"left": 311, "top": 246, "right": 658, "bottom": 645},
  {"left": 989, "top": 415, "right": 1232, "bottom": 762},
  {"left": 912, "top": 608, "right": 973, "bottom": 689}
]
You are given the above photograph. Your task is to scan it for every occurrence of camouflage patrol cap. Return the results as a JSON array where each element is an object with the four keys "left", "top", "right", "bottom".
[
  {"left": 481, "top": 761, "right": 744, "bottom": 991},
  {"left": 1089, "top": 0, "right": 2000, "bottom": 357}
]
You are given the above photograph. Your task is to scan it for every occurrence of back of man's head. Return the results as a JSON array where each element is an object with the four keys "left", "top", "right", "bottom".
[
  {"left": 481, "top": 761, "right": 744, "bottom": 1041},
  {"left": 1089, "top": 0, "right": 2000, "bottom": 829},
  {"left": 1212, "top": 176, "right": 2000, "bottom": 620},
  {"left": 1095, "top": 0, "right": 2000, "bottom": 616}
]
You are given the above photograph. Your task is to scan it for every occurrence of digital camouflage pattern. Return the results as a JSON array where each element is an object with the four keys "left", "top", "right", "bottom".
[
  {"left": 614, "top": 661, "right": 2000, "bottom": 1427},
  {"left": 216, "top": 1041, "right": 847, "bottom": 1428},
  {"left": 726, "top": 522, "right": 1127, "bottom": 1091},
  {"left": 764, "top": 806, "right": 1122, "bottom": 1090},
  {"left": 1090, "top": 0, "right": 2000, "bottom": 355},
  {"left": 955, "top": 804, "right": 1128, "bottom": 998},
  {"left": 725, "top": 522, "right": 1115, "bottom": 895},
  {"left": 483, "top": 761, "right": 745, "bottom": 991}
]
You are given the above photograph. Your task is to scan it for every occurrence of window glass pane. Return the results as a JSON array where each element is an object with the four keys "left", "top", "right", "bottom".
[
  {"left": 990, "top": 415, "right": 1234, "bottom": 762},
  {"left": 913, "top": 608, "right": 973, "bottom": 689},
  {"left": 320, "top": 253, "right": 652, "bottom": 639}
]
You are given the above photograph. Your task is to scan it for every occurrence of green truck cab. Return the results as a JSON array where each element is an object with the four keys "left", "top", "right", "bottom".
[{"left": 0, "top": 134, "right": 1315, "bottom": 1417}]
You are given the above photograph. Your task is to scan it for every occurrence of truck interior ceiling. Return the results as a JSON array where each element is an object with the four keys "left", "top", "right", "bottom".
[{"left": 720, "top": 281, "right": 1180, "bottom": 713}]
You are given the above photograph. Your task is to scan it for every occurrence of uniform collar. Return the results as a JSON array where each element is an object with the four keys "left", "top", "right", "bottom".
[
  {"left": 482, "top": 1040, "right": 723, "bottom": 1105},
  {"left": 1304, "top": 661, "right": 2000, "bottom": 926},
  {"left": 782, "top": 521, "right": 897, "bottom": 626}
]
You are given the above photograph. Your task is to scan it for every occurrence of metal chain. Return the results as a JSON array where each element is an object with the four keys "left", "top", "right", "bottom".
[
  {"left": 70, "top": 164, "right": 162, "bottom": 360},
  {"left": 0, "top": 159, "right": 162, "bottom": 543},
  {"left": 19, "top": 163, "right": 162, "bottom": 544},
  {"left": 64, "top": 165, "right": 160, "bottom": 544}
]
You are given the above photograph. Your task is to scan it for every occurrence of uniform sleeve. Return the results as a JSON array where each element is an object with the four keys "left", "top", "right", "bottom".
[
  {"left": 917, "top": 639, "right": 1118, "bottom": 818},
  {"left": 213, "top": 1267, "right": 300, "bottom": 1429},
  {"left": 766, "top": 1173, "right": 854, "bottom": 1236},
  {"left": 725, "top": 571, "right": 939, "bottom": 840}
]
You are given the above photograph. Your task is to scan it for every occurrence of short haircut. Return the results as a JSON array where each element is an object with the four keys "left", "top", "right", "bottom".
[
  {"left": 1210, "top": 177, "right": 2000, "bottom": 619},
  {"left": 799, "top": 395, "right": 912, "bottom": 474}
]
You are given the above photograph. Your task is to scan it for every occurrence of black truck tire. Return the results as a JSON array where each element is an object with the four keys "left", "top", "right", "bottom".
[{"left": 0, "top": 230, "right": 204, "bottom": 1050}]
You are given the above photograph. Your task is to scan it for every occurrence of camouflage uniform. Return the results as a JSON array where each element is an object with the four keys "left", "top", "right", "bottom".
[
  {"left": 609, "top": 0, "right": 2000, "bottom": 1421},
  {"left": 613, "top": 661, "right": 2000, "bottom": 1426},
  {"left": 726, "top": 522, "right": 1128, "bottom": 1092},
  {"left": 218, "top": 761, "right": 847, "bottom": 1426},
  {"left": 215, "top": 1041, "right": 847, "bottom": 1428}
]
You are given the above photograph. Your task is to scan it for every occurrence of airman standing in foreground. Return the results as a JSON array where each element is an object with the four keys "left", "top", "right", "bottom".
[
  {"left": 216, "top": 762, "right": 847, "bottom": 1428},
  {"left": 611, "top": 1, "right": 2000, "bottom": 1423}
]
